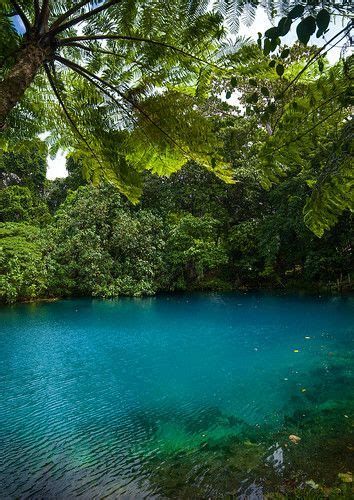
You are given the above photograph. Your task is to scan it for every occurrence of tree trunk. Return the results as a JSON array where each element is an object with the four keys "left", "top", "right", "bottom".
[{"left": 0, "top": 43, "right": 48, "bottom": 130}]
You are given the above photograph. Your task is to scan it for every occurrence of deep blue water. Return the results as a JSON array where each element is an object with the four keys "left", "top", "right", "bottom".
[{"left": 0, "top": 293, "right": 353, "bottom": 497}]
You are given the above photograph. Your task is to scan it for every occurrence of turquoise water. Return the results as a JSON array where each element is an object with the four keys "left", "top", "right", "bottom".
[{"left": 0, "top": 293, "right": 353, "bottom": 498}]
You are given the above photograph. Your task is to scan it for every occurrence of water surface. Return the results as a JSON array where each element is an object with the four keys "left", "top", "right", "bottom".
[{"left": 0, "top": 294, "right": 353, "bottom": 497}]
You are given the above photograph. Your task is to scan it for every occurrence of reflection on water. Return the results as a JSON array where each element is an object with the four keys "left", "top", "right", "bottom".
[{"left": 0, "top": 294, "right": 353, "bottom": 498}]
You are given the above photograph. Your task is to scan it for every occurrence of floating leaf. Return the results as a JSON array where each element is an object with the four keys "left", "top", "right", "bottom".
[
  {"left": 289, "top": 434, "right": 301, "bottom": 444},
  {"left": 306, "top": 480, "right": 319, "bottom": 489},
  {"left": 338, "top": 472, "right": 352, "bottom": 483}
]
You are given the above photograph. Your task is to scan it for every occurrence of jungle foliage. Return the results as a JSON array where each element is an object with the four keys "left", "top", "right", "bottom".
[
  {"left": 1, "top": 147, "right": 352, "bottom": 303},
  {"left": 0, "top": 1, "right": 352, "bottom": 303}
]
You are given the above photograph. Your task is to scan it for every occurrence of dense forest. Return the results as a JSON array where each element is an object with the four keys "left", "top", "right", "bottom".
[
  {"left": 0, "top": 1, "right": 353, "bottom": 303},
  {"left": 1, "top": 126, "right": 352, "bottom": 303}
]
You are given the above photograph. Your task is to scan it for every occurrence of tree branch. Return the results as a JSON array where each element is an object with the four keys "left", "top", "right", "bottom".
[
  {"left": 63, "top": 42, "right": 161, "bottom": 75},
  {"left": 33, "top": 0, "right": 40, "bottom": 27},
  {"left": 60, "top": 34, "right": 220, "bottom": 68},
  {"left": 9, "top": 0, "right": 31, "bottom": 32},
  {"left": 49, "top": 1, "right": 91, "bottom": 32},
  {"left": 38, "top": 0, "right": 50, "bottom": 34},
  {"left": 50, "top": 0, "right": 123, "bottom": 36},
  {"left": 279, "top": 24, "right": 352, "bottom": 98},
  {"left": 55, "top": 55, "right": 189, "bottom": 156},
  {"left": 63, "top": 42, "right": 123, "bottom": 58},
  {"left": 43, "top": 62, "right": 104, "bottom": 168}
]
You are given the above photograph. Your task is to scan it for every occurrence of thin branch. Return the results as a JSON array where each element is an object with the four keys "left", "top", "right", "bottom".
[
  {"left": 63, "top": 42, "right": 124, "bottom": 58},
  {"left": 279, "top": 24, "right": 352, "bottom": 98},
  {"left": 44, "top": 62, "right": 104, "bottom": 168},
  {"left": 60, "top": 35, "right": 221, "bottom": 68},
  {"left": 49, "top": 0, "right": 122, "bottom": 36},
  {"left": 274, "top": 106, "right": 345, "bottom": 153},
  {"left": 9, "top": 0, "right": 31, "bottom": 32},
  {"left": 33, "top": 0, "right": 41, "bottom": 28},
  {"left": 38, "top": 0, "right": 50, "bottom": 34},
  {"left": 55, "top": 55, "right": 190, "bottom": 156},
  {"left": 49, "top": 1, "right": 92, "bottom": 32},
  {"left": 63, "top": 42, "right": 161, "bottom": 75}
]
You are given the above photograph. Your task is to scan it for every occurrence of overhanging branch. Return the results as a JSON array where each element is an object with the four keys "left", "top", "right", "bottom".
[
  {"left": 49, "top": 0, "right": 91, "bottom": 31},
  {"left": 55, "top": 55, "right": 189, "bottom": 156},
  {"left": 53, "top": 57, "right": 184, "bottom": 174},
  {"left": 49, "top": 0, "right": 122, "bottom": 36},
  {"left": 43, "top": 62, "right": 104, "bottom": 169},
  {"left": 59, "top": 34, "right": 220, "bottom": 68},
  {"left": 279, "top": 24, "right": 352, "bottom": 99},
  {"left": 38, "top": 0, "right": 50, "bottom": 34}
]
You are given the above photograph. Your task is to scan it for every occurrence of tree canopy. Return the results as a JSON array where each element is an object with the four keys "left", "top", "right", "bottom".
[{"left": 0, "top": 1, "right": 352, "bottom": 238}]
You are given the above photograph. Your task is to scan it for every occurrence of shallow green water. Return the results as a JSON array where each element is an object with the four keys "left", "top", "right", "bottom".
[{"left": 0, "top": 293, "right": 353, "bottom": 498}]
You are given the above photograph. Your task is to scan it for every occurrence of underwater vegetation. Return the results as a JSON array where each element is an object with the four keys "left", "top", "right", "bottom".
[{"left": 131, "top": 350, "right": 353, "bottom": 498}]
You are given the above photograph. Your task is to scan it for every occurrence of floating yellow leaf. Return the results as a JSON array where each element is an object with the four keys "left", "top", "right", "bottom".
[
  {"left": 289, "top": 434, "right": 301, "bottom": 444},
  {"left": 338, "top": 472, "right": 352, "bottom": 483},
  {"left": 306, "top": 480, "right": 319, "bottom": 489}
]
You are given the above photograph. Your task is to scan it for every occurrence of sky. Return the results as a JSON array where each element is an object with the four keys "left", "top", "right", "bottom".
[{"left": 32, "top": 7, "right": 349, "bottom": 180}]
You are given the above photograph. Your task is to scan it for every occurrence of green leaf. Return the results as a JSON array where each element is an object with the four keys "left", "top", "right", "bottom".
[
  {"left": 276, "top": 64, "right": 284, "bottom": 76},
  {"left": 264, "top": 27, "right": 279, "bottom": 39},
  {"left": 267, "top": 103, "right": 276, "bottom": 114},
  {"left": 277, "top": 17, "right": 292, "bottom": 36},
  {"left": 230, "top": 77, "right": 237, "bottom": 88},
  {"left": 269, "top": 37, "right": 280, "bottom": 52},
  {"left": 288, "top": 5, "right": 305, "bottom": 20},
  {"left": 246, "top": 92, "right": 259, "bottom": 104},
  {"left": 316, "top": 9, "right": 330, "bottom": 36},
  {"left": 249, "top": 78, "right": 257, "bottom": 87},
  {"left": 296, "top": 16, "right": 316, "bottom": 45},
  {"left": 226, "top": 90, "right": 232, "bottom": 99},
  {"left": 318, "top": 59, "right": 324, "bottom": 72},
  {"left": 261, "top": 86, "right": 269, "bottom": 96},
  {"left": 263, "top": 38, "right": 271, "bottom": 56},
  {"left": 281, "top": 48, "right": 290, "bottom": 59},
  {"left": 269, "top": 59, "right": 276, "bottom": 68}
]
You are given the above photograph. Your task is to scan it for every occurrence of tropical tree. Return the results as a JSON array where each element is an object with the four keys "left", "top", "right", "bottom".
[
  {"left": 0, "top": 0, "right": 242, "bottom": 199},
  {"left": 1, "top": 2, "right": 351, "bottom": 198}
]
